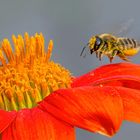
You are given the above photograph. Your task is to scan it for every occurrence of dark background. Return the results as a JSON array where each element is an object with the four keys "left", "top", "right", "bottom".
[{"left": 0, "top": 0, "right": 140, "bottom": 139}]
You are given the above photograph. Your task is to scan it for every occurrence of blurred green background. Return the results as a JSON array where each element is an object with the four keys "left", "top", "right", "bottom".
[{"left": 1, "top": 0, "right": 140, "bottom": 139}]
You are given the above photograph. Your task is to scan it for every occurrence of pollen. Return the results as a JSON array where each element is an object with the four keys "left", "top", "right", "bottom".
[{"left": 0, "top": 33, "right": 72, "bottom": 111}]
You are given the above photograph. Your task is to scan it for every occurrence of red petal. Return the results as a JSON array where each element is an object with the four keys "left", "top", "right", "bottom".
[
  {"left": 2, "top": 107, "right": 75, "bottom": 140},
  {"left": 115, "top": 86, "right": 140, "bottom": 123},
  {"left": 0, "top": 110, "right": 16, "bottom": 133},
  {"left": 72, "top": 63, "right": 140, "bottom": 87},
  {"left": 39, "top": 86, "right": 123, "bottom": 137}
]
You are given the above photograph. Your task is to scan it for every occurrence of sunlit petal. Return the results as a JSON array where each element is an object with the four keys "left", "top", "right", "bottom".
[
  {"left": 115, "top": 86, "right": 140, "bottom": 123},
  {"left": 0, "top": 110, "right": 16, "bottom": 133},
  {"left": 1, "top": 107, "right": 75, "bottom": 140},
  {"left": 39, "top": 86, "right": 123, "bottom": 137},
  {"left": 72, "top": 63, "right": 140, "bottom": 87}
]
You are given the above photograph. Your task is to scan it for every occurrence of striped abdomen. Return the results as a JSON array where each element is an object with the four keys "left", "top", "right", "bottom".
[
  {"left": 117, "top": 38, "right": 140, "bottom": 56},
  {"left": 117, "top": 38, "right": 139, "bottom": 49}
]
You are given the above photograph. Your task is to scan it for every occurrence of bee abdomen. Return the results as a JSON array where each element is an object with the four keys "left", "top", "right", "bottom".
[{"left": 118, "top": 38, "right": 138, "bottom": 49}]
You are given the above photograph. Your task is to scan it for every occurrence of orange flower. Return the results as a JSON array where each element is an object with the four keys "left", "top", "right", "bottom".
[{"left": 0, "top": 33, "right": 140, "bottom": 140}]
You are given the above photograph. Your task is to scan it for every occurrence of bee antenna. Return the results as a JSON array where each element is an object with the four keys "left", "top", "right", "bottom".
[{"left": 80, "top": 43, "right": 89, "bottom": 56}]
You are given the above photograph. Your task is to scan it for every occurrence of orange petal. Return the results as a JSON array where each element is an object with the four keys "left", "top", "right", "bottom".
[
  {"left": 115, "top": 86, "right": 140, "bottom": 123},
  {"left": 0, "top": 110, "right": 16, "bottom": 133},
  {"left": 39, "top": 86, "right": 123, "bottom": 137},
  {"left": 2, "top": 107, "right": 75, "bottom": 140},
  {"left": 91, "top": 75, "right": 140, "bottom": 90},
  {"left": 72, "top": 63, "right": 140, "bottom": 87}
]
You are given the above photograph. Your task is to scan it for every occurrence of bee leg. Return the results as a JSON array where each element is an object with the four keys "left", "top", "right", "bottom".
[
  {"left": 109, "top": 49, "right": 118, "bottom": 63},
  {"left": 109, "top": 57, "right": 113, "bottom": 63},
  {"left": 99, "top": 52, "right": 103, "bottom": 61},
  {"left": 95, "top": 52, "right": 98, "bottom": 58},
  {"left": 117, "top": 51, "right": 130, "bottom": 62},
  {"left": 119, "top": 54, "right": 130, "bottom": 61}
]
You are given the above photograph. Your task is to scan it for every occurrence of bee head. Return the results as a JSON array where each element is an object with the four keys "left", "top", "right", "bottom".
[
  {"left": 89, "top": 36, "right": 102, "bottom": 54},
  {"left": 80, "top": 35, "right": 102, "bottom": 56}
]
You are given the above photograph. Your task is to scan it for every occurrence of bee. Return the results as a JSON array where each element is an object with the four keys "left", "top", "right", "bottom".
[{"left": 80, "top": 33, "right": 140, "bottom": 62}]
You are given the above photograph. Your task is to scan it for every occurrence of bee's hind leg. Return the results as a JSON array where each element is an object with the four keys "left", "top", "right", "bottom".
[
  {"left": 117, "top": 50, "right": 130, "bottom": 62},
  {"left": 118, "top": 54, "right": 130, "bottom": 62}
]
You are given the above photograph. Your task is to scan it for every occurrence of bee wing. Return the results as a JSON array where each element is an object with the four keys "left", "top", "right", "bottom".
[
  {"left": 109, "top": 19, "right": 134, "bottom": 37},
  {"left": 115, "top": 19, "right": 134, "bottom": 36}
]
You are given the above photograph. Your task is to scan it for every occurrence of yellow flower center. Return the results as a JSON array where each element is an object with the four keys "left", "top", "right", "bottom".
[{"left": 0, "top": 33, "right": 71, "bottom": 111}]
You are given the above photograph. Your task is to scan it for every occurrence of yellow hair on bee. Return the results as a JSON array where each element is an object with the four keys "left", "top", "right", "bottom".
[{"left": 81, "top": 33, "right": 140, "bottom": 62}]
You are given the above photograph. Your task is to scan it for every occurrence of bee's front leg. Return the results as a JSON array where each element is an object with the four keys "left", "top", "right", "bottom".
[
  {"left": 95, "top": 51, "right": 98, "bottom": 58},
  {"left": 99, "top": 52, "right": 103, "bottom": 61}
]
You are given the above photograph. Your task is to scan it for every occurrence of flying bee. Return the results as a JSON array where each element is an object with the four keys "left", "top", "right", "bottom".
[{"left": 80, "top": 33, "right": 140, "bottom": 62}]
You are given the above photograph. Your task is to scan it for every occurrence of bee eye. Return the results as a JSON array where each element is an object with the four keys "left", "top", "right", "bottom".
[{"left": 95, "top": 37, "right": 101, "bottom": 46}]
